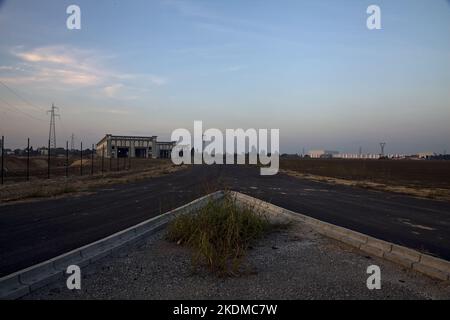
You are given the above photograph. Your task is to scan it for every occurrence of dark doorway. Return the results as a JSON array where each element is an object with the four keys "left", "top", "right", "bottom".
[
  {"left": 117, "top": 147, "right": 129, "bottom": 158},
  {"left": 160, "top": 150, "right": 170, "bottom": 159},
  {"left": 135, "top": 148, "right": 147, "bottom": 158}
]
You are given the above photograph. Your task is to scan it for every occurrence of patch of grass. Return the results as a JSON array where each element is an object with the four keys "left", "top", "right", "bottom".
[
  {"left": 20, "top": 185, "right": 77, "bottom": 200},
  {"left": 166, "top": 195, "right": 273, "bottom": 276},
  {"left": 0, "top": 162, "right": 185, "bottom": 203}
]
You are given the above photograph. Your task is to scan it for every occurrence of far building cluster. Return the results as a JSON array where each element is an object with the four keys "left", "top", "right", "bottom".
[
  {"left": 1, "top": 138, "right": 448, "bottom": 161},
  {"left": 306, "top": 149, "right": 438, "bottom": 160}
]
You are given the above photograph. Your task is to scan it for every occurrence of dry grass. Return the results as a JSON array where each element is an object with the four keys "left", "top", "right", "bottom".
[
  {"left": 280, "top": 159, "right": 450, "bottom": 202},
  {"left": 282, "top": 169, "right": 450, "bottom": 202},
  {"left": 281, "top": 159, "right": 450, "bottom": 188},
  {"left": 166, "top": 194, "right": 277, "bottom": 276},
  {"left": 0, "top": 161, "right": 185, "bottom": 203}
]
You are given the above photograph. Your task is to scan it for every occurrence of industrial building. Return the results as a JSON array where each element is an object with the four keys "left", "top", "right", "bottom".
[
  {"left": 308, "top": 150, "right": 340, "bottom": 159},
  {"left": 96, "top": 134, "right": 175, "bottom": 159}
]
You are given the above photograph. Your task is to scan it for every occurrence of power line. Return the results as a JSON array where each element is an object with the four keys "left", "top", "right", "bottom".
[
  {"left": 0, "top": 96, "right": 47, "bottom": 122},
  {"left": 0, "top": 97, "right": 46, "bottom": 121},
  {"left": 0, "top": 80, "right": 47, "bottom": 113}
]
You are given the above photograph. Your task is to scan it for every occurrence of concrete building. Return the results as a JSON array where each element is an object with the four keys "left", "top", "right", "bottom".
[
  {"left": 96, "top": 134, "right": 174, "bottom": 159},
  {"left": 338, "top": 153, "right": 381, "bottom": 159},
  {"left": 308, "top": 150, "right": 340, "bottom": 159},
  {"left": 417, "top": 152, "right": 434, "bottom": 159}
]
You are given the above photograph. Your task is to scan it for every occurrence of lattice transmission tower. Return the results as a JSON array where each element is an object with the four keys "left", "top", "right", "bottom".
[{"left": 47, "top": 104, "right": 60, "bottom": 149}]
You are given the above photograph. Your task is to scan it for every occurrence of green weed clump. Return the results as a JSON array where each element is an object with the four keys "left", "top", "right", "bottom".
[{"left": 166, "top": 195, "right": 271, "bottom": 276}]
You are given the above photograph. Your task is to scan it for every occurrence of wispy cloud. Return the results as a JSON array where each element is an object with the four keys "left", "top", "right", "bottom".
[
  {"left": 106, "top": 109, "right": 133, "bottom": 115},
  {"left": 1, "top": 45, "right": 167, "bottom": 99},
  {"left": 161, "top": 0, "right": 217, "bottom": 20},
  {"left": 16, "top": 49, "right": 75, "bottom": 65},
  {"left": 102, "top": 84, "right": 125, "bottom": 98},
  {"left": 162, "top": 0, "right": 301, "bottom": 52},
  {"left": 5, "top": 45, "right": 106, "bottom": 87}
]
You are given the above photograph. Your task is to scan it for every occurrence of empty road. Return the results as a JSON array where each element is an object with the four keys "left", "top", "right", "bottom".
[{"left": 1, "top": 165, "right": 450, "bottom": 277}]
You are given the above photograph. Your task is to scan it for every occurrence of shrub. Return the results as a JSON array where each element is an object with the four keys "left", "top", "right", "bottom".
[{"left": 166, "top": 195, "right": 271, "bottom": 276}]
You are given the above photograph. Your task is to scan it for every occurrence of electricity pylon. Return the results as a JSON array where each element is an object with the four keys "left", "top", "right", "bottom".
[{"left": 47, "top": 104, "right": 60, "bottom": 149}]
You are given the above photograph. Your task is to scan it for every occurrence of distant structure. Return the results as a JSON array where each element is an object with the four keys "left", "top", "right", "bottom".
[
  {"left": 308, "top": 150, "right": 340, "bottom": 159},
  {"left": 416, "top": 152, "right": 434, "bottom": 159},
  {"left": 308, "top": 149, "right": 385, "bottom": 159},
  {"left": 379, "top": 142, "right": 386, "bottom": 157},
  {"left": 338, "top": 153, "right": 382, "bottom": 159},
  {"left": 70, "top": 133, "right": 75, "bottom": 152},
  {"left": 96, "top": 134, "right": 175, "bottom": 159},
  {"left": 47, "top": 104, "right": 60, "bottom": 149}
]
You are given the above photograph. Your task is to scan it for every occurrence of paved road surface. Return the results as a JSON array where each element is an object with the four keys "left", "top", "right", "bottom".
[{"left": 1, "top": 165, "right": 450, "bottom": 277}]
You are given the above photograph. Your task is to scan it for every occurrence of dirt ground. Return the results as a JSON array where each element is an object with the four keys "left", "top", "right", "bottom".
[
  {"left": 281, "top": 159, "right": 450, "bottom": 201},
  {"left": 0, "top": 159, "right": 185, "bottom": 203},
  {"left": 1, "top": 156, "right": 172, "bottom": 181},
  {"left": 25, "top": 220, "right": 450, "bottom": 300}
]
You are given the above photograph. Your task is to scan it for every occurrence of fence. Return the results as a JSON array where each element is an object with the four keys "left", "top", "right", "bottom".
[{"left": 0, "top": 136, "right": 133, "bottom": 185}]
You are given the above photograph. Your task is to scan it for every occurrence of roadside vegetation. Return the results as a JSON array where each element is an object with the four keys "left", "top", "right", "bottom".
[
  {"left": 166, "top": 195, "right": 282, "bottom": 276},
  {"left": 0, "top": 159, "right": 184, "bottom": 203}
]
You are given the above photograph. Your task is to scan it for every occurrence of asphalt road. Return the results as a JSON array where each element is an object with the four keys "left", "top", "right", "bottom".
[{"left": 1, "top": 165, "right": 450, "bottom": 277}]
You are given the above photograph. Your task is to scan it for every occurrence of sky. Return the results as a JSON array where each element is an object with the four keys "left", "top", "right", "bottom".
[{"left": 0, "top": 0, "right": 449, "bottom": 154}]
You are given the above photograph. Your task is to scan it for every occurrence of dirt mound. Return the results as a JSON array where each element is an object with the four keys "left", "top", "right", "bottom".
[{"left": 70, "top": 159, "right": 92, "bottom": 167}]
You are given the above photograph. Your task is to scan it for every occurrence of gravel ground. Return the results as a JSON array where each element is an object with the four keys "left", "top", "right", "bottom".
[{"left": 25, "top": 221, "right": 450, "bottom": 300}]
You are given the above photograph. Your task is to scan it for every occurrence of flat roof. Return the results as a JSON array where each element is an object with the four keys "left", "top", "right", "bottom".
[{"left": 97, "top": 134, "right": 157, "bottom": 146}]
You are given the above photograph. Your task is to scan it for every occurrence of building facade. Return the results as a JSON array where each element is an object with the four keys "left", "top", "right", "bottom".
[
  {"left": 96, "top": 134, "right": 174, "bottom": 159},
  {"left": 308, "top": 150, "right": 340, "bottom": 159}
]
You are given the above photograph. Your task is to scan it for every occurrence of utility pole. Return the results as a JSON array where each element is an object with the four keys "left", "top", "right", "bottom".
[
  {"left": 1, "top": 136, "right": 4, "bottom": 185},
  {"left": 70, "top": 133, "right": 75, "bottom": 152},
  {"left": 66, "top": 141, "right": 69, "bottom": 178},
  {"left": 91, "top": 144, "right": 94, "bottom": 175},
  {"left": 47, "top": 139, "right": 51, "bottom": 179},
  {"left": 47, "top": 103, "right": 60, "bottom": 149},
  {"left": 379, "top": 142, "right": 386, "bottom": 158},
  {"left": 80, "top": 142, "right": 83, "bottom": 176},
  {"left": 27, "top": 138, "right": 30, "bottom": 181}
]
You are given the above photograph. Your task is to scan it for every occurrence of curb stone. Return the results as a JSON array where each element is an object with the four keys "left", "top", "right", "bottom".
[
  {"left": 0, "top": 191, "right": 224, "bottom": 300},
  {"left": 230, "top": 191, "right": 450, "bottom": 282},
  {"left": 2, "top": 189, "right": 448, "bottom": 300}
]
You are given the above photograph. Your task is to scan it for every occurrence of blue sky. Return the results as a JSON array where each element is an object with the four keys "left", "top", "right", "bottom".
[{"left": 0, "top": 0, "right": 449, "bottom": 154}]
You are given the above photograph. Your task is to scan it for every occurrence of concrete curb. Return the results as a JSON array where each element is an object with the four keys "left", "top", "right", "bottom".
[
  {"left": 2, "top": 189, "right": 448, "bottom": 300},
  {"left": 231, "top": 191, "right": 450, "bottom": 282},
  {"left": 0, "top": 191, "right": 225, "bottom": 300}
]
